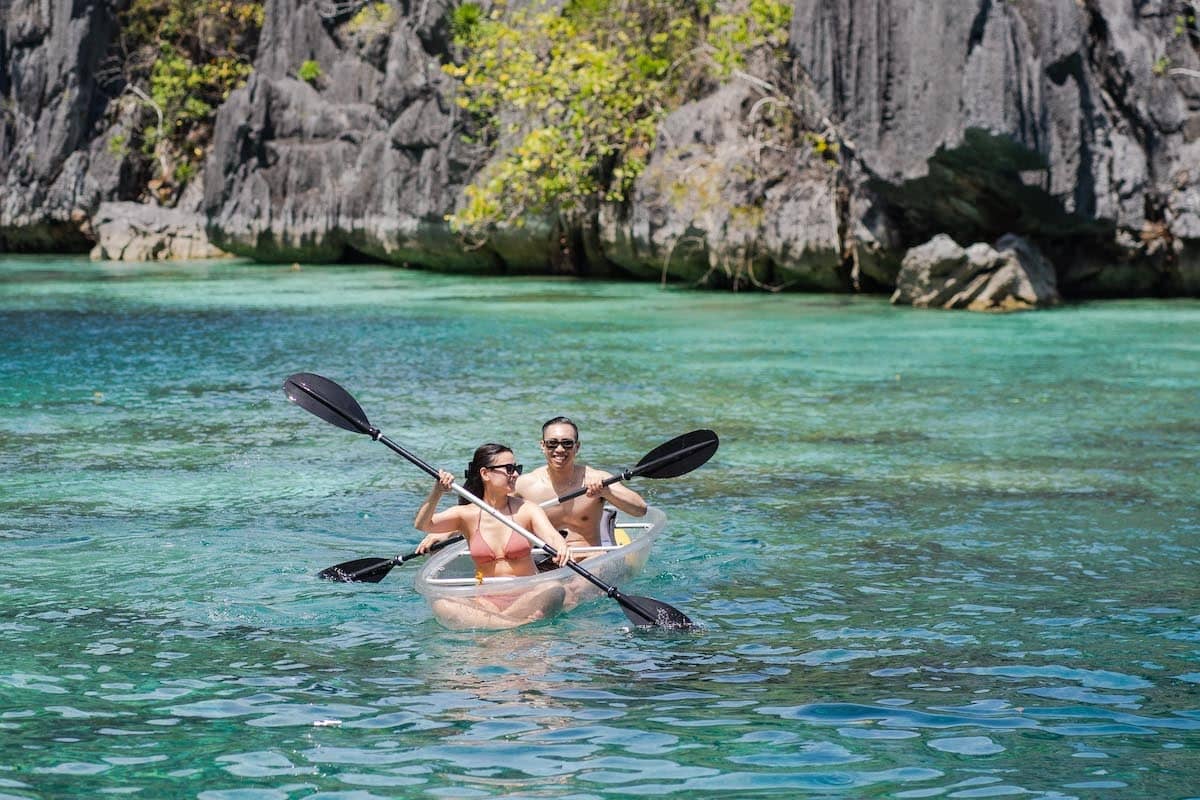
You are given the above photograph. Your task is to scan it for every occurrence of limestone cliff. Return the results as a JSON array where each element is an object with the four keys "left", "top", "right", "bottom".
[{"left": 2, "top": 0, "right": 1198, "bottom": 297}]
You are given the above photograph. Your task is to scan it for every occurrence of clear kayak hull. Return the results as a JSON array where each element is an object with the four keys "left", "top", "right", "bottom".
[{"left": 412, "top": 507, "right": 667, "bottom": 630}]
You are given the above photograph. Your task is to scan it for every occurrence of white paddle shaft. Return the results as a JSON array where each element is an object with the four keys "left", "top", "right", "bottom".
[{"left": 448, "top": 483, "right": 558, "bottom": 555}]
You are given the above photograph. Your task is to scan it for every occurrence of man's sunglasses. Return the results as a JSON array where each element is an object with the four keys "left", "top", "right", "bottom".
[
  {"left": 484, "top": 463, "right": 523, "bottom": 476},
  {"left": 542, "top": 439, "right": 576, "bottom": 450}
]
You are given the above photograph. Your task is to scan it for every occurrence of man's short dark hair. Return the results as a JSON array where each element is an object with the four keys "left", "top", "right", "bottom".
[{"left": 541, "top": 416, "right": 579, "bottom": 437}]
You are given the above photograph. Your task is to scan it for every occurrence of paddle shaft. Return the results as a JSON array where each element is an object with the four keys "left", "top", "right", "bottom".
[
  {"left": 393, "top": 534, "right": 463, "bottom": 564},
  {"left": 284, "top": 373, "right": 685, "bottom": 626},
  {"left": 373, "top": 433, "right": 662, "bottom": 625},
  {"left": 366, "top": 535, "right": 463, "bottom": 574},
  {"left": 539, "top": 437, "right": 717, "bottom": 508},
  {"left": 319, "top": 534, "right": 466, "bottom": 582}
]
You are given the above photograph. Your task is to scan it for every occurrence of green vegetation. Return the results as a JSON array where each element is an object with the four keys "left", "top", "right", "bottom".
[
  {"left": 298, "top": 59, "right": 323, "bottom": 84},
  {"left": 119, "top": 0, "right": 264, "bottom": 203},
  {"left": 1156, "top": 8, "right": 1198, "bottom": 79},
  {"left": 806, "top": 132, "right": 839, "bottom": 164},
  {"left": 707, "top": 0, "right": 793, "bottom": 76},
  {"left": 349, "top": 2, "right": 396, "bottom": 31},
  {"left": 107, "top": 133, "right": 129, "bottom": 156},
  {"left": 1175, "top": 11, "right": 1197, "bottom": 39},
  {"left": 444, "top": 0, "right": 793, "bottom": 241}
]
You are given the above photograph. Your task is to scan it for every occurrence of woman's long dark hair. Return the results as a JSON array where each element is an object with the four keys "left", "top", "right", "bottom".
[{"left": 459, "top": 443, "right": 513, "bottom": 505}]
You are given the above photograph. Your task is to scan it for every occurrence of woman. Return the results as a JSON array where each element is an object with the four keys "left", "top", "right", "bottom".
[{"left": 414, "top": 443, "right": 572, "bottom": 628}]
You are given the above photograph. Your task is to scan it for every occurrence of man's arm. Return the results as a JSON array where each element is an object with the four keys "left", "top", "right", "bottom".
[{"left": 586, "top": 469, "right": 647, "bottom": 517}]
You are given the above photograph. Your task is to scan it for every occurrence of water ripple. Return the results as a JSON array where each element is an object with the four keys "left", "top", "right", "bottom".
[{"left": 4, "top": 260, "right": 1199, "bottom": 798}]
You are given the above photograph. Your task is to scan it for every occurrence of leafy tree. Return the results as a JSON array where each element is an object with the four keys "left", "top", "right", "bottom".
[
  {"left": 707, "top": 0, "right": 793, "bottom": 76},
  {"left": 117, "top": 0, "right": 264, "bottom": 203},
  {"left": 444, "top": 0, "right": 793, "bottom": 242},
  {"left": 445, "top": 0, "right": 702, "bottom": 239}
]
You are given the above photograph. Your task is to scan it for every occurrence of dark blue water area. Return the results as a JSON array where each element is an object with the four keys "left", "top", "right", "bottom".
[{"left": 1, "top": 257, "right": 1198, "bottom": 799}]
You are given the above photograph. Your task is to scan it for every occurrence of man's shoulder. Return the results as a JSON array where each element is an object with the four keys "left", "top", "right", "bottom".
[
  {"left": 515, "top": 467, "right": 553, "bottom": 495},
  {"left": 520, "top": 466, "right": 552, "bottom": 481}
]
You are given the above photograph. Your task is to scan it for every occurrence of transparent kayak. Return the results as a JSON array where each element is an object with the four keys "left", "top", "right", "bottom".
[{"left": 412, "top": 507, "right": 667, "bottom": 630}]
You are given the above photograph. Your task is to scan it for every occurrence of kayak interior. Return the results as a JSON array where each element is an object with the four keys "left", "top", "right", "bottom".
[{"left": 413, "top": 507, "right": 667, "bottom": 630}]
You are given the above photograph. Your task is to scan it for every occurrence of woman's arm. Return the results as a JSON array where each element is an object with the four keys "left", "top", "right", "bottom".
[
  {"left": 521, "top": 500, "right": 572, "bottom": 567},
  {"left": 414, "top": 470, "right": 462, "bottom": 552}
]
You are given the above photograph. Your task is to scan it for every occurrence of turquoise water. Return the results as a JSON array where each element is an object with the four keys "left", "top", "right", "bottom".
[{"left": 1, "top": 255, "right": 1198, "bottom": 799}]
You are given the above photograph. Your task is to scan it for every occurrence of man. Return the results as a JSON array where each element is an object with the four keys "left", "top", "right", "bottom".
[{"left": 514, "top": 416, "right": 647, "bottom": 555}]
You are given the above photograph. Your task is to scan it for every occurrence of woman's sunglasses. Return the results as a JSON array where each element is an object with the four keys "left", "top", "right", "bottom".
[
  {"left": 484, "top": 463, "right": 523, "bottom": 476},
  {"left": 542, "top": 439, "right": 576, "bottom": 450}
]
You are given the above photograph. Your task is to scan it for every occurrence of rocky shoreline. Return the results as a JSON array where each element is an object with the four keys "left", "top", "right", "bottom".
[{"left": 3, "top": 0, "right": 1199, "bottom": 309}]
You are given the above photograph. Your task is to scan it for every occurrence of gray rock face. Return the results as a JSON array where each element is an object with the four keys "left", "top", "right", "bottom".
[
  {"left": 0, "top": 0, "right": 128, "bottom": 250},
  {"left": 892, "top": 233, "right": 1060, "bottom": 311},
  {"left": 90, "top": 200, "right": 228, "bottom": 261},
  {"left": 790, "top": 0, "right": 1200, "bottom": 294},
  {"left": 203, "top": 0, "right": 495, "bottom": 268},
  {"left": 600, "top": 82, "right": 846, "bottom": 289},
  {"left": 2, "top": 0, "right": 1199, "bottom": 299}
]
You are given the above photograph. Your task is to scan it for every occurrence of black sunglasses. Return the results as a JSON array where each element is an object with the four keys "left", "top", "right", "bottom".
[
  {"left": 484, "top": 463, "right": 523, "bottom": 476},
  {"left": 542, "top": 439, "right": 576, "bottom": 450}
]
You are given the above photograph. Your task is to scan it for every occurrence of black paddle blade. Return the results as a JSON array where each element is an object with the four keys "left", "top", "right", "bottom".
[
  {"left": 618, "top": 594, "right": 697, "bottom": 630},
  {"left": 635, "top": 429, "right": 719, "bottom": 479},
  {"left": 318, "top": 537, "right": 465, "bottom": 583},
  {"left": 318, "top": 557, "right": 395, "bottom": 583},
  {"left": 283, "top": 372, "right": 374, "bottom": 436}
]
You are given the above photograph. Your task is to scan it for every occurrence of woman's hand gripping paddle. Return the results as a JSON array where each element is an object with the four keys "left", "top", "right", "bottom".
[
  {"left": 321, "top": 431, "right": 717, "bottom": 581},
  {"left": 284, "top": 372, "right": 696, "bottom": 629}
]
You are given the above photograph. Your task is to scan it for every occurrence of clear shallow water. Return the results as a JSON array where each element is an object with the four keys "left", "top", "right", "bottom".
[{"left": 1, "top": 255, "right": 1198, "bottom": 799}]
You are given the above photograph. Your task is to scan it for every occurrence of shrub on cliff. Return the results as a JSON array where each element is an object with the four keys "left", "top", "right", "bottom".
[
  {"left": 444, "top": 0, "right": 792, "bottom": 243},
  {"left": 116, "top": 0, "right": 264, "bottom": 204}
]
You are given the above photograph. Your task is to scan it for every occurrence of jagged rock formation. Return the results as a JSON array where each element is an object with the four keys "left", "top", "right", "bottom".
[
  {"left": 201, "top": 0, "right": 505, "bottom": 268},
  {"left": 791, "top": 0, "right": 1200, "bottom": 297},
  {"left": 3, "top": 0, "right": 1199, "bottom": 302},
  {"left": 90, "top": 196, "right": 228, "bottom": 261},
  {"left": 0, "top": 0, "right": 127, "bottom": 251},
  {"left": 892, "top": 233, "right": 1060, "bottom": 311},
  {"left": 598, "top": 80, "right": 848, "bottom": 290}
]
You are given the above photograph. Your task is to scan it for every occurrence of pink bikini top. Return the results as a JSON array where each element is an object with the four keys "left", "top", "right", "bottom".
[{"left": 468, "top": 503, "right": 531, "bottom": 566}]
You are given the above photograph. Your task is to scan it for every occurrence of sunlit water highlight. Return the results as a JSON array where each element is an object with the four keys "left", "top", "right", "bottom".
[{"left": 1, "top": 256, "right": 1198, "bottom": 799}]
